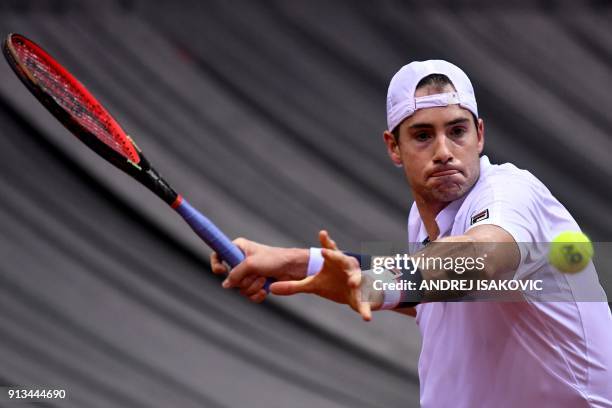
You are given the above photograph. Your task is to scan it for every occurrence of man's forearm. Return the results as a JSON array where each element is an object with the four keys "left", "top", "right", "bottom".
[{"left": 371, "top": 232, "right": 520, "bottom": 309}]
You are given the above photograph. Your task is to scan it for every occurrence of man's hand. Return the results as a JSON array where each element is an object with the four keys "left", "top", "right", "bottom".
[
  {"left": 210, "top": 238, "right": 309, "bottom": 303},
  {"left": 270, "top": 231, "right": 383, "bottom": 321}
]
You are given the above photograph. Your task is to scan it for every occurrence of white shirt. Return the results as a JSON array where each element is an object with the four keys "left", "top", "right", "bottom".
[{"left": 410, "top": 156, "right": 612, "bottom": 408}]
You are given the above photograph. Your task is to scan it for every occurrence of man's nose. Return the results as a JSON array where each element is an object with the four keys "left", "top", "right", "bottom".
[{"left": 433, "top": 135, "right": 453, "bottom": 164}]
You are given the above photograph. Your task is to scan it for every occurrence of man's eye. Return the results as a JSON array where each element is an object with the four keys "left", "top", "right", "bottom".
[
  {"left": 450, "top": 127, "right": 467, "bottom": 137},
  {"left": 415, "top": 132, "right": 430, "bottom": 141}
]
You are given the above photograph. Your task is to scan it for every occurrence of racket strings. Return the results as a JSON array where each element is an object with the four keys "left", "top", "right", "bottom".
[{"left": 13, "top": 39, "right": 137, "bottom": 162}]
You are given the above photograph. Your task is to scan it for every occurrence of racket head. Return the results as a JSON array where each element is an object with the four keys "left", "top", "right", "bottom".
[
  {"left": 3, "top": 33, "right": 140, "bottom": 164},
  {"left": 3, "top": 33, "right": 178, "bottom": 205}
]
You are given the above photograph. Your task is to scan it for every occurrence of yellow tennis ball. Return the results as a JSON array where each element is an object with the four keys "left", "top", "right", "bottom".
[{"left": 549, "top": 231, "right": 594, "bottom": 274}]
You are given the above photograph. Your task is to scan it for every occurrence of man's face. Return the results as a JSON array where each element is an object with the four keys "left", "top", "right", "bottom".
[{"left": 384, "top": 85, "right": 484, "bottom": 207}]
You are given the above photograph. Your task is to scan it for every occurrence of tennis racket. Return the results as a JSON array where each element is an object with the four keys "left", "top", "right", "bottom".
[{"left": 3, "top": 33, "right": 270, "bottom": 290}]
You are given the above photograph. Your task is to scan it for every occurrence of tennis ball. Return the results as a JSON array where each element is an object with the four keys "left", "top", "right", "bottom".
[{"left": 549, "top": 231, "right": 594, "bottom": 274}]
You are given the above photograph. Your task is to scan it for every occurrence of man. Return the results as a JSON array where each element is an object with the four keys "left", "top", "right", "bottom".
[{"left": 212, "top": 60, "right": 612, "bottom": 407}]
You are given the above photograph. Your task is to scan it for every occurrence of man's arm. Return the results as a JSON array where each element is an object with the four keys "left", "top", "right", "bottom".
[
  {"left": 213, "top": 224, "right": 520, "bottom": 318},
  {"left": 270, "top": 224, "right": 520, "bottom": 319}
]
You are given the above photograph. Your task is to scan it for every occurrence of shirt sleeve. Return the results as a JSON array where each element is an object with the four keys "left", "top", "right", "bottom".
[{"left": 464, "top": 172, "right": 541, "bottom": 264}]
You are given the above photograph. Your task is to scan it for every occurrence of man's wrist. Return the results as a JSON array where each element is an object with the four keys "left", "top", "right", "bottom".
[
  {"left": 306, "top": 249, "right": 368, "bottom": 277},
  {"left": 376, "top": 269, "right": 402, "bottom": 310},
  {"left": 284, "top": 247, "right": 312, "bottom": 280},
  {"left": 360, "top": 270, "right": 385, "bottom": 310},
  {"left": 378, "top": 266, "right": 423, "bottom": 310},
  {"left": 306, "top": 247, "right": 323, "bottom": 277}
]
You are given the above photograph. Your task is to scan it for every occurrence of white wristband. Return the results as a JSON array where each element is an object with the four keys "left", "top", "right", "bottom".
[
  {"left": 379, "top": 270, "right": 402, "bottom": 310},
  {"left": 307, "top": 247, "right": 324, "bottom": 276}
]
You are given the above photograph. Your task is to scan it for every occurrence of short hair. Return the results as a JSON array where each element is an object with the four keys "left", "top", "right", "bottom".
[
  {"left": 391, "top": 73, "right": 478, "bottom": 140},
  {"left": 416, "top": 73, "right": 455, "bottom": 94}
]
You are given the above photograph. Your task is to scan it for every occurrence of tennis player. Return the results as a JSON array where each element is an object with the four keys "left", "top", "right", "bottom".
[{"left": 212, "top": 60, "right": 612, "bottom": 407}]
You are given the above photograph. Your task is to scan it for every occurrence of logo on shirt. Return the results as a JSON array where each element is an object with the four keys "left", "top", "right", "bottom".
[{"left": 470, "top": 209, "right": 489, "bottom": 225}]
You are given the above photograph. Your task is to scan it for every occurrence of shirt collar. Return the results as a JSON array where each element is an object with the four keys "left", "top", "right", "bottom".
[
  {"left": 434, "top": 194, "right": 465, "bottom": 238},
  {"left": 479, "top": 154, "right": 492, "bottom": 177}
]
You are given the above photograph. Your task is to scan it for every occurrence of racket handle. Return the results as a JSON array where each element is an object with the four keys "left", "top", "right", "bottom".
[{"left": 174, "top": 198, "right": 272, "bottom": 292}]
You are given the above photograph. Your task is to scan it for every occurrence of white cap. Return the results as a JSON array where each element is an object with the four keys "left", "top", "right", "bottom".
[{"left": 386, "top": 60, "right": 478, "bottom": 131}]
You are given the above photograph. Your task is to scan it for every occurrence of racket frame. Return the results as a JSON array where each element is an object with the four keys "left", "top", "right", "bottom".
[{"left": 2, "top": 33, "right": 179, "bottom": 206}]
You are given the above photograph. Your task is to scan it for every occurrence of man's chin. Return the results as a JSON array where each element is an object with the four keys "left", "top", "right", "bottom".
[{"left": 430, "top": 184, "right": 467, "bottom": 202}]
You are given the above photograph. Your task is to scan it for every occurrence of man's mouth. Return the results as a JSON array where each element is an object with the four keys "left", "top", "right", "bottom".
[{"left": 430, "top": 169, "right": 461, "bottom": 178}]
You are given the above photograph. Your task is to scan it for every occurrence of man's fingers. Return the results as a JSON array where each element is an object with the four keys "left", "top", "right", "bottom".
[
  {"left": 348, "top": 270, "right": 361, "bottom": 288},
  {"left": 240, "top": 276, "right": 266, "bottom": 297},
  {"left": 358, "top": 300, "right": 372, "bottom": 321},
  {"left": 214, "top": 237, "right": 252, "bottom": 277},
  {"left": 321, "top": 248, "right": 362, "bottom": 288},
  {"left": 321, "top": 247, "right": 345, "bottom": 263},
  {"left": 210, "top": 252, "right": 228, "bottom": 275},
  {"left": 238, "top": 274, "right": 256, "bottom": 288},
  {"left": 322, "top": 248, "right": 360, "bottom": 271},
  {"left": 350, "top": 286, "right": 372, "bottom": 321},
  {"left": 249, "top": 289, "right": 267, "bottom": 304},
  {"left": 223, "top": 260, "right": 251, "bottom": 288},
  {"left": 269, "top": 277, "right": 314, "bottom": 296},
  {"left": 319, "top": 230, "right": 338, "bottom": 250}
]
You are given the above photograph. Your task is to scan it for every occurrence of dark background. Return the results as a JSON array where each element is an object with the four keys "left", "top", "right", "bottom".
[{"left": 0, "top": 1, "right": 611, "bottom": 407}]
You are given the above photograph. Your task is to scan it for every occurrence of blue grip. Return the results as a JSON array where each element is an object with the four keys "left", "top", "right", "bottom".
[{"left": 175, "top": 199, "right": 272, "bottom": 291}]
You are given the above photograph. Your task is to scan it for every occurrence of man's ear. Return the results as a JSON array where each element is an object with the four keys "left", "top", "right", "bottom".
[
  {"left": 383, "top": 130, "right": 403, "bottom": 167},
  {"left": 476, "top": 118, "right": 485, "bottom": 154}
]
